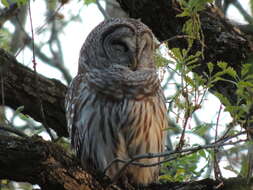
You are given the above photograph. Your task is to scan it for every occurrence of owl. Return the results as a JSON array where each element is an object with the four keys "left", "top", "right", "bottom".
[{"left": 65, "top": 18, "right": 168, "bottom": 185}]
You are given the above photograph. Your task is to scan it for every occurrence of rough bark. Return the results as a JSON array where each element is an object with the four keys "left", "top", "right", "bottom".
[
  {"left": 0, "top": 48, "right": 68, "bottom": 137},
  {"left": 116, "top": 0, "right": 251, "bottom": 105},
  {"left": 105, "top": 0, "right": 128, "bottom": 18},
  {"left": 0, "top": 135, "right": 107, "bottom": 190}
]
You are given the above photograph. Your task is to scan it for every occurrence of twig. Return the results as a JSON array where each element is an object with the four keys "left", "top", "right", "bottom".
[
  {"left": 219, "top": 120, "right": 237, "bottom": 142},
  {"left": 96, "top": 0, "right": 110, "bottom": 19},
  {"left": 36, "top": 4, "right": 64, "bottom": 34},
  {"left": 105, "top": 131, "right": 246, "bottom": 182},
  {"left": 109, "top": 139, "right": 246, "bottom": 182},
  {"left": 28, "top": 3, "right": 36, "bottom": 70},
  {"left": 0, "top": 125, "right": 28, "bottom": 138},
  {"left": 176, "top": 112, "right": 189, "bottom": 150},
  {"left": 28, "top": 1, "right": 55, "bottom": 141},
  {"left": 0, "top": 3, "right": 18, "bottom": 28},
  {"left": 0, "top": 72, "right": 5, "bottom": 106},
  {"left": 158, "top": 35, "right": 206, "bottom": 49},
  {"left": 47, "top": 20, "right": 72, "bottom": 83},
  {"left": 232, "top": 0, "right": 253, "bottom": 24},
  {"left": 213, "top": 104, "right": 223, "bottom": 181},
  {"left": 176, "top": 66, "right": 192, "bottom": 150},
  {"left": 216, "top": 130, "right": 246, "bottom": 144},
  {"left": 215, "top": 104, "right": 223, "bottom": 142},
  {"left": 14, "top": 14, "right": 72, "bottom": 83}
]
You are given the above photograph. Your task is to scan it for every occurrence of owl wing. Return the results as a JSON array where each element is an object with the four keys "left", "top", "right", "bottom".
[
  {"left": 65, "top": 74, "right": 84, "bottom": 150},
  {"left": 65, "top": 73, "right": 122, "bottom": 171}
]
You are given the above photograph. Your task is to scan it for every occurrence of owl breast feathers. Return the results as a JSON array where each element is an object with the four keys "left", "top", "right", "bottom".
[{"left": 65, "top": 18, "right": 168, "bottom": 185}]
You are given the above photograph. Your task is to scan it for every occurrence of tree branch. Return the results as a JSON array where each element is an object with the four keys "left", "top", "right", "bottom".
[
  {"left": 0, "top": 135, "right": 107, "bottom": 190},
  {"left": 0, "top": 3, "right": 18, "bottom": 28},
  {"left": 0, "top": 48, "right": 68, "bottom": 137}
]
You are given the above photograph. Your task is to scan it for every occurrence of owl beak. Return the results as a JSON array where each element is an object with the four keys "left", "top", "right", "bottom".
[
  {"left": 131, "top": 56, "right": 138, "bottom": 71},
  {"left": 129, "top": 40, "right": 145, "bottom": 71},
  {"left": 130, "top": 43, "right": 146, "bottom": 71},
  {"left": 123, "top": 37, "right": 138, "bottom": 70}
]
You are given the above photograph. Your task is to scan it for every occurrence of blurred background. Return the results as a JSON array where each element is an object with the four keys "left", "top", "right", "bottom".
[{"left": 0, "top": 0, "right": 252, "bottom": 189}]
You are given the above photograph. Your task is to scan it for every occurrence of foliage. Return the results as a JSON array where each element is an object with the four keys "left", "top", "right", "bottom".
[
  {"left": 158, "top": 0, "right": 250, "bottom": 183},
  {"left": 160, "top": 150, "right": 210, "bottom": 182},
  {"left": 0, "top": 28, "right": 11, "bottom": 51},
  {"left": 176, "top": 0, "right": 214, "bottom": 54}
]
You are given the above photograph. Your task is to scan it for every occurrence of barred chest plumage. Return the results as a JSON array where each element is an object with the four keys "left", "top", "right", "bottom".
[{"left": 67, "top": 75, "right": 166, "bottom": 184}]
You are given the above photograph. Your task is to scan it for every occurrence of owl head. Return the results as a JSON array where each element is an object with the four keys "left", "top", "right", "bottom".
[{"left": 78, "top": 18, "right": 156, "bottom": 73}]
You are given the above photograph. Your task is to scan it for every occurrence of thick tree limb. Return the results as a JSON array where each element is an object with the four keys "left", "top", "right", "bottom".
[
  {"left": 116, "top": 0, "right": 251, "bottom": 105},
  {"left": 0, "top": 48, "right": 68, "bottom": 137},
  {"left": 0, "top": 135, "right": 108, "bottom": 190}
]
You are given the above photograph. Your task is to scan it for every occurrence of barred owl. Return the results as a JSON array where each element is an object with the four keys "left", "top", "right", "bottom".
[{"left": 65, "top": 18, "right": 168, "bottom": 185}]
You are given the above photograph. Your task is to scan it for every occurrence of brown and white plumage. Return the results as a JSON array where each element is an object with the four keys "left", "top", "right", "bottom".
[{"left": 65, "top": 18, "right": 168, "bottom": 185}]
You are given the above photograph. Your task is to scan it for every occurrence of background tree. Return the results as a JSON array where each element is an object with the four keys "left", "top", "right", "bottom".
[{"left": 0, "top": 0, "right": 253, "bottom": 189}]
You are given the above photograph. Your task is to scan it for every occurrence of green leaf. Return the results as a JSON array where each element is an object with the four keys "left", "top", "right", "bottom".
[
  {"left": 213, "top": 70, "right": 227, "bottom": 78},
  {"left": 48, "top": 0, "right": 57, "bottom": 10},
  {"left": 226, "top": 67, "right": 238, "bottom": 79},
  {"left": 177, "top": 0, "right": 214, "bottom": 15},
  {"left": 214, "top": 92, "right": 231, "bottom": 106},
  {"left": 159, "top": 174, "right": 175, "bottom": 182},
  {"left": 217, "top": 61, "right": 228, "bottom": 70},
  {"left": 13, "top": 105, "right": 30, "bottom": 120},
  {"left": 241, "top": 64, "right": 252, "bottom": 77},
  {"left": 198, "top": 149, "right": 207, "bottom": 159},
  {"left": 154, "top": 51, "right": 174, "bottom": 67},
  {"left": 223, "top": 165, "right": 239, "bottom": 175},
  {"left": 237, "top": 81, "right": 253, "bottom": 88},
  {"left": 192, "top": 124, "right": 209, "bottom": 136},
  {"left": 176, "top": 168, "right": 186, "bottom": 175},
  {"left": 193, "top": 74, "right": 206, "bottom": 86},
  {"left": 0, "top": 28, "right": 11, "bottom": 50},
  {"left": 185, "top": 51, "right": 201, "bottom": 65},
  {"left": 238, "top": 155, "right": 249, "bottom": 177},
  {"left": 211, "top": 76, "right": 223, "bottom": 83},
  {"left": 83, "top": 0, "right": 95, "bottom": 5},
  {"left": 177, "top": 11, "right": 190, "bottom": 17},
  {"left": 184, "top": 75, "right": 195, "bottom": 87},
  {"left": 171, "top": 48, "right": 183, "bottom": 61},
  {"left": 14, "top": 105, "right": 24, "bottom": 115},
  {"left": 17, "top": 0, "right": 27, "bottom": 5},
  {"left": 245, "top": 74, "right": 253, "bottom": 81},
  {"left": 1, "top": 0, "right": 9, "bottom": 7},
  {"left": 207, "top": 62, "right": 213, "bottom": 74},
  {"left": 19, "top": 113, "right": 29, "bottom": 120}
]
